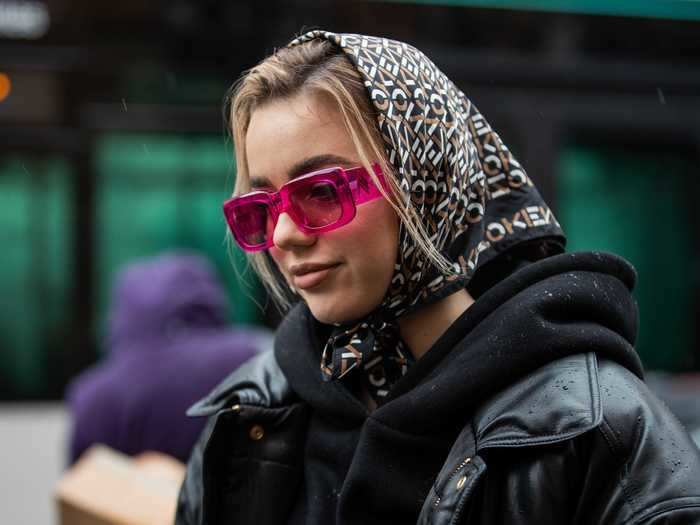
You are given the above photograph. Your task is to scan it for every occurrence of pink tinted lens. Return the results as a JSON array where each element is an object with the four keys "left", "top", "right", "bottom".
[
  {"left": 288, "top": 179, "right": 343, "bottom": 228},
  {"left": 231, "top": 201, "right": 271, "bottom": 248}
]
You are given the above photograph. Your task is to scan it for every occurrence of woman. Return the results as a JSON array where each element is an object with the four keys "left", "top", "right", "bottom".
[{"left": 176, "top": 31, "right": 700, "bottom": 524}]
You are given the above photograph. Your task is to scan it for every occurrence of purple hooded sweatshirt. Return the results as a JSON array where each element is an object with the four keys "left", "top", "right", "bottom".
[{"left": 66, "top": 252, "right": 271, "bottom": 464}]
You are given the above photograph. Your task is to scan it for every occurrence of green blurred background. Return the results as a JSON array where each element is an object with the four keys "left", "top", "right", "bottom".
[{"left": 0, "top": 135, "right": 261, "bottom": 397}]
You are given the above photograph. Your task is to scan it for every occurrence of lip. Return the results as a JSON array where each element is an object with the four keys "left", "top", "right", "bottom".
[{"left": 289, "top": 262, "right": 340, "bottom": 290}]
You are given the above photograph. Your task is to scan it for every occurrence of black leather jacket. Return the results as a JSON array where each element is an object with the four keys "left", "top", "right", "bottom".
[{"left": 176, "top": 349, "right": 700, "bottom": 524}]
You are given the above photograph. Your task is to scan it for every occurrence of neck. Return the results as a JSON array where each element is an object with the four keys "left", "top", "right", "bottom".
[{"left": 397, "top": 288, "right": 475, "bottom": 360}]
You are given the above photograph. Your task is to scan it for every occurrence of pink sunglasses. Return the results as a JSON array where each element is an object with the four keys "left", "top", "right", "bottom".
[{"left": 223, "top": 164, "right": 386, "bottom": 252}]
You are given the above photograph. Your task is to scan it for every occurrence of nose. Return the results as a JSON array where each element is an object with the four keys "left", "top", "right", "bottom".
[{"left": 272, "top": 212, "right": 316, "bottom": 251}]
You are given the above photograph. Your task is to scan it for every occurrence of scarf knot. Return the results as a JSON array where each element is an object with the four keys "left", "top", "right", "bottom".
[{"left": 320, "top": 313, "right": 413, "bottom": 404}]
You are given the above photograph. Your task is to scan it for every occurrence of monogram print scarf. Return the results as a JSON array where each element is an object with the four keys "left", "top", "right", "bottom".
[{"left": 287, "top": 31, "right": 565, "bottom": 404}]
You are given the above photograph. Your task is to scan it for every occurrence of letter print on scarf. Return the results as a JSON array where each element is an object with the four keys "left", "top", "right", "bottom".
[{"left": 287, "top": 31, "right": 565, "bottom": 404}]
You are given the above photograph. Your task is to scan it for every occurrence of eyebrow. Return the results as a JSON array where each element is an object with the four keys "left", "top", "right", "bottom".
[{"left": 248, "top": 154, "right": 356, "bottom": 189}]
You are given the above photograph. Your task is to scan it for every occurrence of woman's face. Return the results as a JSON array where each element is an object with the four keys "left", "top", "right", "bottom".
[{"left": 245, "top": 91, "right": 399, "bottom": 324}]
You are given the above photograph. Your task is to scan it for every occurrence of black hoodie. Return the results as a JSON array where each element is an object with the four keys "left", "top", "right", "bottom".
[{"left": 276, "top": 251, "right": 644, "bottom": 525}]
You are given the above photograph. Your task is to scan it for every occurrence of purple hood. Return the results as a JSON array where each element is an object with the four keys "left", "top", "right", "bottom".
[
  {"left": 106, "top": 252, "right": 229, "bottom": 356},
  {"left": 66, "top": 252, "right": 271, "bottom": 464}
]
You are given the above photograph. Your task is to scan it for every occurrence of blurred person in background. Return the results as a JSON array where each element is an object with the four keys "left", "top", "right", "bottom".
[
  {"left": 176, "top": 31, "right": 700, "bottom": 524},
  {"left": 66, "top": 252, "right": 272, "bottom": 464}
]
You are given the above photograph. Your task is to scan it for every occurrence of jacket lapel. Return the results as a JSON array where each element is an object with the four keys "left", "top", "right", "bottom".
[
  {"left": 474, "top": 352, "right": 603, "bottom": 450},
  {"left": 418, "top": 353, "right": 603, "bottom": 524}
]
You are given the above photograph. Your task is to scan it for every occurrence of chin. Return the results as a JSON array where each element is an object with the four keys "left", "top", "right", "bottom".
[
  {"left": 305, "top": 296, "right": 373, "bottom": 325},
  {"left": 307, "top": 305, "right": 351, "bottom": 325}
]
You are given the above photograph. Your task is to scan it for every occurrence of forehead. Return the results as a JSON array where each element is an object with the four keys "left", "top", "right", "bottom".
[{"left": 244, "top": 92, "right": 360, "bottom": 189}]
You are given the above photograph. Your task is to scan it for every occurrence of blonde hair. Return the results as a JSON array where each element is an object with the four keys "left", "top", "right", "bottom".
[{"left": 226, "top": 39, "right": 453, "bottom": 311}]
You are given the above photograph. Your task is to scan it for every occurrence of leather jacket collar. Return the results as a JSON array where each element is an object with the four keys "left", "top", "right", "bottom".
[
  {"left": 187, "top": 350, "right": 602, "bottom": 451},
  {"left": 186, "top": 351, "right": 293, "bottom": 417}
]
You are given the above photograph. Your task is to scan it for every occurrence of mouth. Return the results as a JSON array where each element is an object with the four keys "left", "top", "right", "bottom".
[{"left": 289, "top": 262, "right": 341, "bottom": 290}]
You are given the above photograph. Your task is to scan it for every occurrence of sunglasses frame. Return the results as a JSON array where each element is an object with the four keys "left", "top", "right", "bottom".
[{"left": 224, "top": 164, "right": 385, "bottom": 252}]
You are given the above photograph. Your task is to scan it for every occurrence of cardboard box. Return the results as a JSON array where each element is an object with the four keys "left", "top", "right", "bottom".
[{"left": 55, "top": 445, "right": 186, "bottom": 525}]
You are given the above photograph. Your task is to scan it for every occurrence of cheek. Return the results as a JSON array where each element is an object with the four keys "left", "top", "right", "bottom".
[
  {"left": 350, "top": 203, "right": 399, "bottom": 283},
  {"left": 269, "top": 246, "right": 283, "bottom": 265},
  {"left": 267, "top": 248, "right": 290, "bottom": 281}
]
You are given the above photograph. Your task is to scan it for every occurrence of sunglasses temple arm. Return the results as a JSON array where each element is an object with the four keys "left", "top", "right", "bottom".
[{"left": 348, "top": 166, "right": 385, "bottom": 204}]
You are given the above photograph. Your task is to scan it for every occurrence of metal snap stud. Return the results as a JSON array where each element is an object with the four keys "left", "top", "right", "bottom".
[
  {"left": 249, "top": 424, "right": 265, "bottom": 441},
  {"left": 231, "top": 404, "right": 241, "bottom": 413}
]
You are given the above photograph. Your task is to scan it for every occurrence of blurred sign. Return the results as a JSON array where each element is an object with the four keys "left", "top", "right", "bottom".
[
  {"left": 0, "top": 70, "right": 60, "bottom": 123},
  {"left": 391, "top": 0, "right": 700, "bottom": 21},
  {"left": 0, "top": 0, "right": 50, "bottom": 39},
  {"left": 0, "top": 72, "right": 11, "bottom": 101}
]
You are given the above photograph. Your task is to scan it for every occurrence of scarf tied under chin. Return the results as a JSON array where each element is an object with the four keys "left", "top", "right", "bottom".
[{"left": 321, "top": 313, "right": 414, "bottom": 402}]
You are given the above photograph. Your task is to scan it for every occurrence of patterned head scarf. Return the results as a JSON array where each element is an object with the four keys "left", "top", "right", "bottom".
[{"left": 287, "top": 31, "right": 565, "bottom": 403}]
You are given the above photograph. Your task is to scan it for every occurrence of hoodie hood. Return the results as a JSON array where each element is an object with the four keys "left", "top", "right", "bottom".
[
  {"left": 107, "top": 252, "right": 229, "bottom": 356},
  {"left": 275, "top": 251, "right": 643, "bottom": 430}
]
